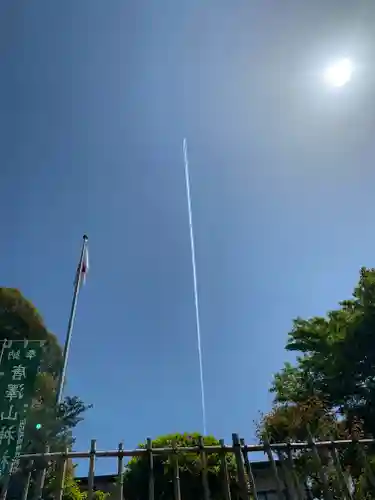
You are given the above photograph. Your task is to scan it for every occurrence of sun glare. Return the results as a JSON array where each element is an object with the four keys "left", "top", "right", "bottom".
[{"left": 324, "top": 58, "right": 353, "bottom": 87}]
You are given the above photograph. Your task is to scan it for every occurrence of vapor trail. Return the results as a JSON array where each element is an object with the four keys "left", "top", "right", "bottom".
[{"left": 183, "top": 138, "right": 207, "bottom": 435}]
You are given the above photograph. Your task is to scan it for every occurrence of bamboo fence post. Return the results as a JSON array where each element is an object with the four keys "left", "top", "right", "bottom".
[
  {"left": 232, "top": 434, "right": 250, "bottom": 500},
  {"left": 54, "top": 448, "right": 68, "bottom": 500},
  {"left": 285, "top": 440, "right": 305, "bottom": 500},
  {"left": 146, "top": 438, "right": 154, "bottom": 500},
  {"left": 87, "top": 439, "right": 96, "bottom": 500},
  {"left": 307, "top": 429, "right": 333, "bottom": 500},
  {"left": 262, "top": 434, "right": 284, "bottom": 500},
  {"left": 330, "top": 442, "right": 353, "bottom": 500},
  {"left": 240, "top": 438, "right": 258, "bottom": 500},
  {"left": 171, "top": 439, "right": 181, "bottom": 500},
  {"left": 198, "top": 436, "right": 211, "bottom": 500},
  {"left": 21, "top": 463, "right": 33, "bottom": 500},
  {"left": 117, "top": 442, "right": 124, "bottom": 500},
  {"left": 33, "top": 445, "right": 49, "bottom": 500},
  {"left": 219, "top": 439, "right": 231, "bottom": 500}
]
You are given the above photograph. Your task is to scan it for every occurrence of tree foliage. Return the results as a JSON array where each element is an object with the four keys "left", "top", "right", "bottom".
[
  {"left": 0, "top": 288, "right": 89, "bottom": 452},
  {"left": 258, "top": 268, "right": 375, "bottom": 498},
  {"left": 0, "top": 288, "right": 61, "bottom": 375},
  {"left": 123, "top": 433, "right": 238, "bottom": 500},
  {"left": 45, "top": 469, "right": 108, "bottom": 500}
]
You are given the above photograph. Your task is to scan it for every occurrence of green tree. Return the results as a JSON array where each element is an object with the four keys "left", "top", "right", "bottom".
[
  {"left": 258, "top": 268, "right": 375, "bottom": 498},
  {"left": 46, "top": 469, "right": 109, "bottom": 500},
  {"left": 123, "top": 433, "right": 238, "bottom": 500},
  {"left": 0, "top": 288, "right": 89, "bottom": 452},
  {"left": 264, "top": 268, "right": 375, "bottom": 435},
  {"left": 0, "top": 288, "right": 92, "bottom": 499}
]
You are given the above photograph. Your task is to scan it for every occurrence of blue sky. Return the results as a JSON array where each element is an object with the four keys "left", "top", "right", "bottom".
[{"left": 1, "top": 0, "right": 375, "bottom": 473}]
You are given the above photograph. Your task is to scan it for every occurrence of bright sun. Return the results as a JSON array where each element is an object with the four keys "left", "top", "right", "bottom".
[{"left": 324, "top": 58, "right": 353, "bottom": 87}]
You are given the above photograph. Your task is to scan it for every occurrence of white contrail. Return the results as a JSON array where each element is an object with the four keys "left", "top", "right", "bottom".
[{"left": 183, "top": 138, "right": 207, "bottom": 436}]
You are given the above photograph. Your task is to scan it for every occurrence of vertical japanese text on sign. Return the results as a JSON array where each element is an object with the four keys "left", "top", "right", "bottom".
[{"left": 0, "top": 340, "right": 44, "bottom": 474}]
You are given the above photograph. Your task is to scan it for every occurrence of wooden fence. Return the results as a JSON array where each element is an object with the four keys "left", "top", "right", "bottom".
[{"left": 2, "top": 434, "right": 375, "bottom": 500}]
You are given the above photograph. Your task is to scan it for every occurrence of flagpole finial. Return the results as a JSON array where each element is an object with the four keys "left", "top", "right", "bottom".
[{"left": 83, "top": 234, "right": 88, "bottom": 241}]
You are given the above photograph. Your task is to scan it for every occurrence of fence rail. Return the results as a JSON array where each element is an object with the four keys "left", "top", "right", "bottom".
[
  {"left": 16, "top": 437, "right": 375, "bottom": 459},
  {"left": 2, "top": 434, "right": 375, "bottom": 500}
]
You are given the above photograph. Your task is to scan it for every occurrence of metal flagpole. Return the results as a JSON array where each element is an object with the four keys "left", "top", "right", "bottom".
[{"left": 56, "top": 234, "right": 88, "bottom": 404}]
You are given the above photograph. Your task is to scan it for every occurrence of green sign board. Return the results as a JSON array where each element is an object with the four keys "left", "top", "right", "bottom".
[{"left": 0, "top": 340, "right": 44, "bottom": 475}]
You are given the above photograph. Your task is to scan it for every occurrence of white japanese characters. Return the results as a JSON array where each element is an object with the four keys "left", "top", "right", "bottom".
[
  {"left": 25, "top": 349, "right": 36, "bottom": 360},
  {"left": 0, "top": 405, "right": 18, "bottom": 422},
  {"left": 0, "top": 426, "right": 16, "bottom": 446},
  {"left": 11, "top": 365, "right": 26, "bottom": 381},
  {"left": 5, "top": 384, "right": 24, "bottom": 401},
  {"left": 8, "top": 351, "right": 20, "bottom": 361},
  {"left": 0, "top": 341, "right": 43, "bottom": 474},
  {"left": 11, "top": 419, "right": 26, "bottom": 472}
]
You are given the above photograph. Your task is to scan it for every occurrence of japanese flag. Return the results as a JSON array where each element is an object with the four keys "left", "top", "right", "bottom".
[{"left": 80, "top": 245, "right": 89, "bottom": 285}]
